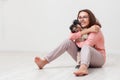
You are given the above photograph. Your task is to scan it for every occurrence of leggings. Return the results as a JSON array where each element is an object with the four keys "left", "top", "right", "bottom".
[{"left": 44, "top": 39, "right": 104, "bottom": 67}]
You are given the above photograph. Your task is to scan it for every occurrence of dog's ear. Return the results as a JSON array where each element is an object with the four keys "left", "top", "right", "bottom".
[
  {"left": 69, "top": 24, "right": 74, "bottom": 31},
  {"left": 73, "top": 19, "right": 80, "bottom": 25},
  {"left": 69, "top": 24, "right": 76, "bottom": 33}
]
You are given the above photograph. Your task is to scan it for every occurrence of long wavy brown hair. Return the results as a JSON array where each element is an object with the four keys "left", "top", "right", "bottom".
[{"left": 77, "top": 9, "right": 101, "bottom": 28}]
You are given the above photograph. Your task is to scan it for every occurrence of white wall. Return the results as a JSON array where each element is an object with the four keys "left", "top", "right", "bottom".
[{"left": 0, "top": 0, "right": 120, "bottom": 53}]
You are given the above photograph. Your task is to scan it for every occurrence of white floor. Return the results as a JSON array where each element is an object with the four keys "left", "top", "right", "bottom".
[{"left": 0, "top": 52, "right": 120, "bottom": 80}]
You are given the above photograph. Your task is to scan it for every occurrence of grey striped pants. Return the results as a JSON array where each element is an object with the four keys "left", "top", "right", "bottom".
[{"left": 44, "top": 39, "right": 104, "bottom": 67}]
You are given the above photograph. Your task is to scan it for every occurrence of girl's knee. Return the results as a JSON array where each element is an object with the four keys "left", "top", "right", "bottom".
[{"left": 64, "top": 39, "right": 74, "bottom": 45}]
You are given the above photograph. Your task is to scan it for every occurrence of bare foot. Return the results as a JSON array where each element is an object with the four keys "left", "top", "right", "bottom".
[
  {"left": 34, "top": 56, "right": 48, "bottom": 69},
  {"left": 74, "top": 64, "right": 88, "bottom": 76}
]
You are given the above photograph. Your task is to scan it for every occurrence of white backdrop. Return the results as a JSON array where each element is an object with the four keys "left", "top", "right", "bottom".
[{"left": 0, "top": 0, "right": 120, "bottom": 54}]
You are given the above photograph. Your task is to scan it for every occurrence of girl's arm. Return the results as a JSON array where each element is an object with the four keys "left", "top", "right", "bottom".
[
  {"left": 69, "top": 25, "right": 100, "bottom": 40},
  {"left": 81, "top": 25, "right": 100, "bottom": 35}
]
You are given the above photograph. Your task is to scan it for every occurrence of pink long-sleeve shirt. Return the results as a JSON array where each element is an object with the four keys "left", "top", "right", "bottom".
[{"left": 69, "top": 30, "right": 106, "bottom": 61}]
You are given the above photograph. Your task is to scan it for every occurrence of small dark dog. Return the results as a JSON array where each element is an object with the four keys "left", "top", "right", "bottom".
[
  {"left": 69, "top": 19, "right": 82, "bottom": 33},
  {"left": 69, "top": 19, "right": 82, "bottom": 69}
]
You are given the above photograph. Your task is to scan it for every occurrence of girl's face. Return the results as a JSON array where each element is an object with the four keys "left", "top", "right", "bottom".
[{"left": 78, "top": 12, "right": 89, "bottom": 28}]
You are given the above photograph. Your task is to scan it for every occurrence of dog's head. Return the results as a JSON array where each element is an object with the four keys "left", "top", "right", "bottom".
[{"left": 69, "top": 20, "right": 81, "bottom": 33}]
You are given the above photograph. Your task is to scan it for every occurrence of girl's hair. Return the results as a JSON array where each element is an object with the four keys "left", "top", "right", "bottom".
[{"left": 77, "top": 9, "right": 101, "bottom": 28}]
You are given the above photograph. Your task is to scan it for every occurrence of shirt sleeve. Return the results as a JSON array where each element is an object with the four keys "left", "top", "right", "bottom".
[{"left": 69, "top": 31, "right": 82, "bottom": 41}]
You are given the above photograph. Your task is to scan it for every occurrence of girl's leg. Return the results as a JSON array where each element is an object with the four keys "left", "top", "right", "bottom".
[
  {"left": 45, "top": 39, "right": 78, "bottom": 62},
  {"left": 35, "top": 39, "right": 78, "bottom": 69},
  {"left": 74, "top": 45, "right": 104, "bottom": 76},
  {"left": 80, "top": 45, "right": 104, "bottom": 67}
]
